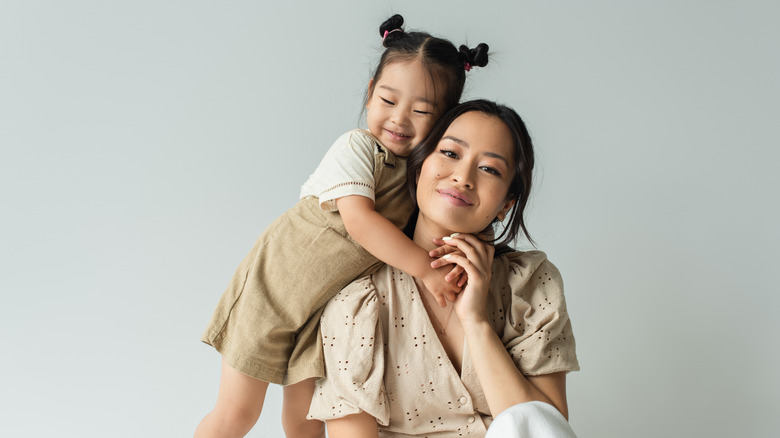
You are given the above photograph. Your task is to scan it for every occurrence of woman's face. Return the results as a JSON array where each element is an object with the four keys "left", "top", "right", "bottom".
[{"left": 416, "top": 111, "right": 516, "bottom": 236}]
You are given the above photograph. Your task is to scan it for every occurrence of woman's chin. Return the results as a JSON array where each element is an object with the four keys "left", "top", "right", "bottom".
[
  {"left": 429, "top": 220, "right": 481, "bottom": 237},
  {"left": 417, "top": 210, "right": 492, "bottom": 237}
]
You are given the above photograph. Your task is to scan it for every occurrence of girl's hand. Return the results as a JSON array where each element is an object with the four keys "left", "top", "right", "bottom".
[
  {"left": 432, "top": 233, "right": 495, "bottom": 324},
  {"left": 420, "top": 267, "right": 460, "bottom": 307},
  {"left": 429, "top": 239, "right": 468, "bottom": 287}
]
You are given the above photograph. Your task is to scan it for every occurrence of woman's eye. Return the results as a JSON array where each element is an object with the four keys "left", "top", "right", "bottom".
[
  {"left": 381, "top": 98, "right": 395, "bottom": 105},
  {"left": 439, "top": 149, "right": 458, "bottom": 158},
  {"left": 480, "top": 166, "right": 502, "bottom": 176}
]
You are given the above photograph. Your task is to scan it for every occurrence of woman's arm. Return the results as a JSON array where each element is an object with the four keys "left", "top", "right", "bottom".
[
  {"left": 434, "top": 234, "right": 569, "bottom": 419},
  {"left": 337, "top": 195, "right": 460, "bottom": 306},
  {"left": 326, "top": 412, "right": 379, "bottom": 438},
  {"left": 462, "top": 320, "right": 569, "bottom": 418}
]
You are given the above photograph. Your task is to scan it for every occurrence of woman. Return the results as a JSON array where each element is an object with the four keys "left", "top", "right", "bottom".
[{"left": 307, "top": 100, "right": 579, "bottom": 437}]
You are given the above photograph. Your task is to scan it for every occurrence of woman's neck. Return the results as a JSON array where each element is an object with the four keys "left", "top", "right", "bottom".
[{"left": 412, "top": 216, "right": 455, "bottom": 252}]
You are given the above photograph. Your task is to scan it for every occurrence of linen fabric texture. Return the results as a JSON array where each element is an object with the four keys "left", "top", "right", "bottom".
[
  {"left": 308, "top": 251, "right": 579, "bottom": 437},
  {"left": 201, "top": 129, "right": 413, "bottom": 385}
]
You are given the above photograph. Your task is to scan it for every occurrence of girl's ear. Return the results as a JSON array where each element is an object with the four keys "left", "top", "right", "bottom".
[
  {"left": 366, "top": 78, "right": 376, "bottom": 108},
  {"left": 496, "top": 198, "right": 516, "bottom": 222}
]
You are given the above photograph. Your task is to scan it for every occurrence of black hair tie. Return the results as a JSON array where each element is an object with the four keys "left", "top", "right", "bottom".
[{"left": 459, "top": 43, "right": 490, "bottom": 70}]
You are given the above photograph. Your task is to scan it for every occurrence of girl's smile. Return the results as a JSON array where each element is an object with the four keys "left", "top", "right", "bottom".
[
  {"left": 384, "top": 128, "right": 412, "bottom": 141},
  {"left": 366, "top": 59, "right": 442, "bottom": 157}
]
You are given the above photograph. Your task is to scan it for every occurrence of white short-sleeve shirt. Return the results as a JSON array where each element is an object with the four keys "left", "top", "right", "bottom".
[{"left": 299, "top": 129, "right": 380, "bottom": 211}]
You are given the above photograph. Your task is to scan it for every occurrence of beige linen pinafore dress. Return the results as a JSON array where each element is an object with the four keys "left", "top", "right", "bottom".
[{"left": 202, "top": 131, "right": 413, "bottom": 385}]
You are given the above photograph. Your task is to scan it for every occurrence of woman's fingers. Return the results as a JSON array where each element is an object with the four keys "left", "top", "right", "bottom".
[
  {"left": 430, "top": 250, "right": 465, "bottom": 269},
  {"left": 439, "top": 235, "right": 490, "bottom": 274},
  {"left": 428, "top": 242, "right": 456, "bottom": 258}
]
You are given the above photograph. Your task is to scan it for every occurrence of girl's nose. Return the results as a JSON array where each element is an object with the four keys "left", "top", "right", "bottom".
[{"left": 391, "top": 107, "right": 410, "bottom": 125}]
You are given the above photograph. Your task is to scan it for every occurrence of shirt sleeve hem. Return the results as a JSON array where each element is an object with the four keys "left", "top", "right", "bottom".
[{"left": 318, "top": 184, "right": 376, "bottom": 211}]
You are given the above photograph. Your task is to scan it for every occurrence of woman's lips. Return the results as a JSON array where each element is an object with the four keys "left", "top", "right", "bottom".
[{"left": 437, "top": 188, "right": 473, "bottom": 206}]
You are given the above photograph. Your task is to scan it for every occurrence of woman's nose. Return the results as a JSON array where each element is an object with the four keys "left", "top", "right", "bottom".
[{"left": 451, "top": 164, "right": 474, "bottom": 188}]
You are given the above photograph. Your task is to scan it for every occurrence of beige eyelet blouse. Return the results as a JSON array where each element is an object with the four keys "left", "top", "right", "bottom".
[{"left": 308, "top": 250, "right": 579, "bottom": 437}]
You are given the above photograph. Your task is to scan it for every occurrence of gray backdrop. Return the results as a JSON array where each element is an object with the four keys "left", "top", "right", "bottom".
[{"left": 1, "top": 1, "right": 778, "bottom": 437}]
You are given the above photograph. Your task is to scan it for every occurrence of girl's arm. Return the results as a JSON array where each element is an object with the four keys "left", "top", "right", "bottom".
[
  {"left": 326, "top": 412, "right": 379, "bottom": 438},
  {"left": 433, "top": 234, "right": 570, "bottom": 419},
  {"left": 337, "top": 195, "right": 459, "bottom": 306}
]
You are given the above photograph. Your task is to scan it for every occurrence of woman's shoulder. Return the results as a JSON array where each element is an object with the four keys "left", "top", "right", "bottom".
[
  {"left": 327, "top": 274, "right": 378, "bottom": 308},
  {"left": 494, "top": 250, "right": 558, "bottom": 278},
  {"left": 491, "top": 250, "right": 565, "bottom": 301},
  {"left": 323, "top": 265, "right": 394, "bottom": 314},
  {"left": 493, "top": 250, "right": 579, "bottom": 375}
]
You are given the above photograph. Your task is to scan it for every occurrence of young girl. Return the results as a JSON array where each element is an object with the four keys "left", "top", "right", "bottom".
[{"left": 195, "top": 15, "right": 490, "bottom": 438}]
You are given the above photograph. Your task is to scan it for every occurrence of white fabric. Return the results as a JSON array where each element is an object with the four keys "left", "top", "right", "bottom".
[
  {"left": 485, "top": 402, "right": 577, "bottom": 438},
  {"left": 299, "top": 129, "right": 379, "bottom": 211}
]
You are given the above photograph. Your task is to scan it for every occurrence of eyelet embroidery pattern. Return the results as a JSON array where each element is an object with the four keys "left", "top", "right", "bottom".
[
  {"left": 320, "top": 181, "right": 374, "bottom": 195},
  {"left": 311, "top": 255, "right": 577, "bottom": 435}
]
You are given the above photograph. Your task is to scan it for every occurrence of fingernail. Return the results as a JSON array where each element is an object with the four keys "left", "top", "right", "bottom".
[
  {"left": 442, "top": 236, "right": 452, "bottom": 241},
  {"left": 442, "top": 254, "right": 451, "bottom": 259},
  {"left": 450, "top": 233, "right": 460, "bottom": 237}
]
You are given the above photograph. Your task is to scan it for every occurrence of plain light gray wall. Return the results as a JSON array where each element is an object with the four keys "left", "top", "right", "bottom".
[{"left": 1, "top": 1, "right": 778, "bottom": 437}]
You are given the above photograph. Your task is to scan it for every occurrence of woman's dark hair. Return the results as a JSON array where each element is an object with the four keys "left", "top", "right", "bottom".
[
  {"left": 367, "top": 14, "right": 489, "bottom": 113},
  {"left": 405, "top": 100, "right": 536, "bottom": 254}
]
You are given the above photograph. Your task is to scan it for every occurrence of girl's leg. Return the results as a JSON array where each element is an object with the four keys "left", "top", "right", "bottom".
[
  {"left": 194, "top": 358, "right": 270, "bottom": 438},
  {"left": 282, "top": 378, "right": 325, "bottom": 438}
]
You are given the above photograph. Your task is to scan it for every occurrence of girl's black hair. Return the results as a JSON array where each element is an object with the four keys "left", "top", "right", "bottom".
[
  {"left": 405, "top": 100, "right": 536, "bottom": 255},
  {"left": 367, "top": 14, "right": 489, "bottom": 113}
]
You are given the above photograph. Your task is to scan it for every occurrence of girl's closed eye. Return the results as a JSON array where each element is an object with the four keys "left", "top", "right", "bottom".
[{"left": 381, "top": 97, "right": 395, "bottom": 105}]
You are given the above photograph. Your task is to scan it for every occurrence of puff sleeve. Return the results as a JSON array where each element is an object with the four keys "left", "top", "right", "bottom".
[
  {"left": 307, "top": 277, "right": 390, "bottom": 425},
  {"left": 494, "top": 251, "right": 580, "bottom": 376},
  {"left": 299, "top": 129, "right": 377, "bottom": 211}
]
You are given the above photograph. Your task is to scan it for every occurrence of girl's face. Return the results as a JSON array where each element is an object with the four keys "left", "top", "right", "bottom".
[
  {"left": 416, "top": 111, "right": 517, "bottom": 236},
  {"left": 366, "top": 59, "right": 443, "bottom": 157}
]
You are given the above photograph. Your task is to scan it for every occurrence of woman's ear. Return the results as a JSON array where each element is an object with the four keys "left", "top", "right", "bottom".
[{"left": 496, "top": 198, "right": 516, "bottom": 222}]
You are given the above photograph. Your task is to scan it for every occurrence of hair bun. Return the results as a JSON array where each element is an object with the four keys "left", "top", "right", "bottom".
[
  {"left": 380, "top": 14, "right": 405, "bottom": 46},
  {"left": 459, "top": 43, "right": 489, "bottom": 69}
]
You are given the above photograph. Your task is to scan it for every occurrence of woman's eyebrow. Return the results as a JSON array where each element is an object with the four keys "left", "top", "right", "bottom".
[
  {"left": 442, "top": 135, "right": 510, "bottom": 167},
  {"left": 442, "top": 135, "right": 468, "bottom": 147},
  {"left": 378, "top": 85, "right": 435, "bottom": 105},
  {"left": 485, "top": 152, "right": 510, "bottom": 167}
]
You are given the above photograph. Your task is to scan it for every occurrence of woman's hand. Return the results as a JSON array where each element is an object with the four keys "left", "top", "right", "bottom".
[
  {"left": 431, "top": 233, "right": 495, "bottom": 324},
  {"left": 433, "top": 233, "right": 570, "bottom": 419}
]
